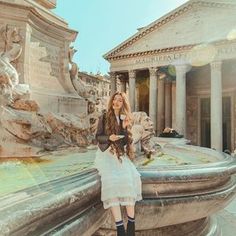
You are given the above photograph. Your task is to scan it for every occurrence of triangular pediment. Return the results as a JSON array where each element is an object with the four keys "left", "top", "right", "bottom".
[{"left": 104, "top": 0, "right": 236, "bottom": 59}]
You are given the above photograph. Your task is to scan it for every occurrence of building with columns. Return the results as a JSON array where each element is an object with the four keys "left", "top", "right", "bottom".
[{"left": 104, "top": 0, "right": 236, "bottom": 152}]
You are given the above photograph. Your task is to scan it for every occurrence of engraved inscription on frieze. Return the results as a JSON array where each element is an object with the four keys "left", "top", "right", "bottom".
[
  {"left": 134, "top": 43, "right": 236, "bottom": 66},
  {"left": 217, "top": 44, "right": 236, "bottom": 57},
  {"left": 135, "top": 52, "right": 188, "bottom": 64}
]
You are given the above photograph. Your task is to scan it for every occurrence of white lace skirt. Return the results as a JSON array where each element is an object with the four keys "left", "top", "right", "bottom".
[{"left": 94, "top": 147, "right": 142, "bottom": 209}]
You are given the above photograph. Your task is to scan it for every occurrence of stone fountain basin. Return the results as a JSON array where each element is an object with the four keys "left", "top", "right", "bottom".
[
  {"left": 0, "top": 144, "right": 235, "bottom": 236},
  {"left": 135, "top": 166, "right": 235, "bottom": 231},
  {"left": 98, "top": 144, "right": 236, "bottom": 235},
  {"left": 0, "top": 169, "right": 106, "bottom": 236}
]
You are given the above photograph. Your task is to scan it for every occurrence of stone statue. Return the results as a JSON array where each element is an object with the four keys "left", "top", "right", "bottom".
[
  {"left": 68, "top": 46, "right": 78, "bottom": 79},
  {"left": 0, "top": 25, "right": 22, "bottom": 103},
  {"left": 0, "top": 27, "right": 94, "bottom": 157},
  {"left": 131, "top": 112, "right": 158, "bottom": 154},
  {"left": 68, "top": 46, "right": 96, "bottom": 100}
]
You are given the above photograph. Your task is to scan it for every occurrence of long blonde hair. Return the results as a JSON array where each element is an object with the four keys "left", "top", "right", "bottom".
[{"left": 105, "top": 91, "right": 134, "bottom": 160}]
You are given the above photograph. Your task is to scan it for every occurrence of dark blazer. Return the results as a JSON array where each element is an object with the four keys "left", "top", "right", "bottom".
[{"left": 96, "top": 113, "right": 129, "bottom": 152}]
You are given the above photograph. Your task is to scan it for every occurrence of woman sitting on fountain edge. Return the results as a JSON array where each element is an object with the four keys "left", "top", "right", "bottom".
[{"left": 94, "top": 91, "right": 142, "bottom": 236}]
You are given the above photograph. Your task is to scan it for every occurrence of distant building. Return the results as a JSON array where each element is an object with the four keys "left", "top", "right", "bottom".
[
  {"left": 78, "top": 72, "right": 111, "bottom": 98},
  {"left": 78, "top": 72, "right": 111, "bottom": 112},
  {"left": 104, "top": 0, "right": 236, "bottom": 152}
]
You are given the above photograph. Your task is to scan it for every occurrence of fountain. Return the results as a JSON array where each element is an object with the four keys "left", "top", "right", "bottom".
[
  {"left": 0, "top": 2, "right": 100, "bottom": 158},
  {"left": 0, "top": 116, "right": 235, "bottom": 236},
  {"left": 0, "top": 1, "right": 235, "bottom": 236},
  {"left": 94, "top": 144, "right": 236, "bottom": 235}
]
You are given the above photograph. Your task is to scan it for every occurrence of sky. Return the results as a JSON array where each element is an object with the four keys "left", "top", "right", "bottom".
[{"left": 53, "top": 0, "right": 188, "bottom": 75}]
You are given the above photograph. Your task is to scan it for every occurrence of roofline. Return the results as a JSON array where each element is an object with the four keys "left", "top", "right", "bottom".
[
  {"left": 103, "top": 0, "right": 193, "bottom": 59},
  {"left": 103, "top": 0, "right": 236, "bottom": 60}
]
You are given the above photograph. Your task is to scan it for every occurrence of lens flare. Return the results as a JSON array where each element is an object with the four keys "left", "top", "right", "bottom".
[
  {"left": 227, "top": 29, "right": 236, "bottom": 40},
  {"left": 188, "top": 44, "right": 217, "bottom": 67},
  {"left": 167, "top": 65, "right": 176, "bottom": 77}
]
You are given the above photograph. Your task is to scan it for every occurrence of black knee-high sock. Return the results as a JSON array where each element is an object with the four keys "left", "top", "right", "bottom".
[
  {"left": 127, "top": 216, "right": 135, "bottom": 236},
  {"left": 116, "top": 220, "right": 126, "bottom": 236}
]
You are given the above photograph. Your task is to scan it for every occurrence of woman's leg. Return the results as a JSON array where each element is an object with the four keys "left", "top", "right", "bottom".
[
  {"left": 111, "top": 205, "right": 122, "bottom": 221},
  {"left": 111, "top": 205, "right": 126, "bottom": 236},
  {"left": 125, "top": 205, "right": 135, "bottom": 218},
  {"left": 125, "top": 205, "right": 135, "bottom": 236}
]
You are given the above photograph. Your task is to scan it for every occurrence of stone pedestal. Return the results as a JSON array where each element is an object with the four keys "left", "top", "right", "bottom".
[{"left": 0, "top": 0, "right": 86, "bottom": 115}]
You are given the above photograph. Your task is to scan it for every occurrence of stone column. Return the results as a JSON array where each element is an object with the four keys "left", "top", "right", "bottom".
[
  {"left": 175, "top": 64, "right": 189, "bottom": 137},
  {"left": 157, "top": 74, "right": 165, "bottom": 135},
  {"left": 165, "top": 80, "right": 172, "bottom": 128},
  {"left": 119, "top": 74, "right": 127, "bottom": 93},
  {"left": 109, "top": 72, "right": 117, "bottom": 95},
  {"left": 210, "top": 61, "right": 223, "bottom": 151},
  {"left": 128, "top": 70, "right": 136, "bottom": 112},
  {"left": 149, "top": 67, "right": 158, "bottom": 132},
  {"left": 171, "top": 81, "right": 176, "bottom": 129},
  {"left": 135, "top": 84, "right": 139, "bottom": 111},
  {"left": 116, "top": 75, "right": 121, "bottom": 92},
  {"left": 120, "top": 80, "right": 126, "bottom": 93}
]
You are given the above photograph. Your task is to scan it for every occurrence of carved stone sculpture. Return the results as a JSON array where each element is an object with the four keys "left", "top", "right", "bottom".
[
  {"left": 0, "top": 106, "right": 93, "bottom": 152},
  {"left": 0, "top": 25, "right": 22, "bottom": 103},
  {"left": 131, "top": 112, "right": 157, "bottom": 154},
  {"left": 68, "top": 46, "right": 96, "bottom": 100},
  {"left": 0, "top": 27, "right": 98, "bottom": 157},
  {"left": 0, "top": 26, "right": 32, "bottom": 106}
]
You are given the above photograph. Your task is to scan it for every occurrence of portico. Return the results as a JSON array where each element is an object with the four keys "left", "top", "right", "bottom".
[{"left": 104, "top": 0, "right": 236, "bottom": 152}]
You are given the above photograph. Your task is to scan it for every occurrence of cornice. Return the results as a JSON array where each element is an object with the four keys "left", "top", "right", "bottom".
[
  {"left": 106, "top": 38, "right": 236, "bottom": 62},
  {"left": 28, "top": 8, "right": 78, "bottom": 41},
  {"left": 107, "top": 44, "right": 195, "bottom": 61},
  {"left": 34, "top": 0, "right": 56, "bottom": 9},
  {"left": 0, "top": 0, "right": 65, "bottom": 24},
  {"left": 104, "top": 0, "right": 236, "bottom": 60},
  {"left": 0, "top": 0, "right": 78, "bottom": 41}
]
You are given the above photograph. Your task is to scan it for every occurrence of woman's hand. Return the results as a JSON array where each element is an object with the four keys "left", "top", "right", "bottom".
[
  {"left": 122, "top": 116, "right": 132, "bottom": 129},
  {"left": 109, "top": 134, "right": 120, "bottom": 142}
]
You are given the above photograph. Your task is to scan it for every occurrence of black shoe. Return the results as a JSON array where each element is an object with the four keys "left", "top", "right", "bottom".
[
  {"left": 116, "top": 221, "right": 126, "bottom": 236},
  {"left": 127, "top": 221, "right": 135, "bottom": 236}
]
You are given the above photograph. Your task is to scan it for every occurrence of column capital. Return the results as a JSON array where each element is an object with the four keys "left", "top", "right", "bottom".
[
  {"left": 174, "top": 64, "right": 191, "bottom": 73},
  {"left": 210, "top": 61, "right": 222, "bottom": 71},
  {"left": 128, "top": 70, "right": 136, "bottom": 79},
  {"left": 149, "top": 67, "right": 158, "bottom": 77}
]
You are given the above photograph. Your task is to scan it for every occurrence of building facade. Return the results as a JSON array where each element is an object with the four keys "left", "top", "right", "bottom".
[
  {"left": 78, "top": 72, "right": 110, "bottom": 98},
  {"left": 104, "top": 0, "right": 236, "bottom": 152}
]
